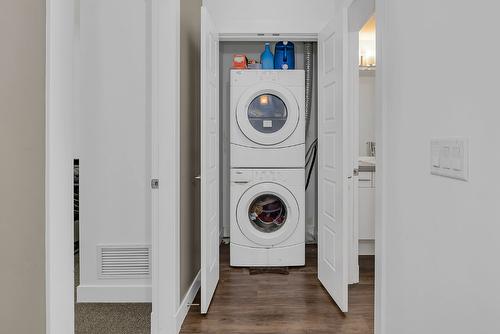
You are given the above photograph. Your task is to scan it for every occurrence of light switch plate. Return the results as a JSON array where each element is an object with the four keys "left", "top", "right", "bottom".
[{"left": 430, "top": 138, "right": 469, "bottom": 181}]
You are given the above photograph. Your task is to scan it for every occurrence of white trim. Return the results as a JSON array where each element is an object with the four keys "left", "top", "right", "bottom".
[
  {"left": 359, "top": 240, "right": 375, "bottom": 256},
  {"left": 346, "top": 28, "right": 360, "bottom": 286},
  {"left": 77, "top": 285, "right": 152, "bottom": 303},
  {"left": 175, "top": 271, "right": 201, "bottom": 332},
  {"left": 46, "top": 0, "right": 76, "bottom": 333},
  {"left": 375, "top": 0, "right": 387, "bottom": 333},
  {"left": 219, "top": 33, "right": 318, "bottom": 42},
  {"left": 345, "top": 0, "right": 376, "bottom": 287},
  {"left": 151, "top": 0, "right": 180, "bottom": 333}
]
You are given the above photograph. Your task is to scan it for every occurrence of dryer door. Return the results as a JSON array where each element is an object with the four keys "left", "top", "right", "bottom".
[
  {"left": 237, "top": 182, "right": 300, "bottom": 247},
  {"left": 236, "top": 83, "right": 300, "bottom": 146}
]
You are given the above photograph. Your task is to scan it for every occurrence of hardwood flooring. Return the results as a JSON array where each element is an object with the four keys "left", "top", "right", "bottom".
[{"left": 181, "top": 244, "right": 374, "bottom": 334}]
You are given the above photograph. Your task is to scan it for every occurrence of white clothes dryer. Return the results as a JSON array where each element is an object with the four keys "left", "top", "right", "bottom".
[
  {"left": 230, "top": 168, "right": 305, "bottom": 267},
  {"left": 230, "top": 70, "right": 305, "bottom": 168}
]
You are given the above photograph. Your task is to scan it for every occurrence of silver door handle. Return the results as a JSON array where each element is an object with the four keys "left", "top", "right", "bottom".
[{"left": 194, "top": 175, "right": 201, "bottom": 181}]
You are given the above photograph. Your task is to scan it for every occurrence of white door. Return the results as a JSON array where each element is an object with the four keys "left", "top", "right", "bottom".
[
  {"left": 317, "top": 13, "right": 350, "bottom": 312},
  {"left": 200, "top": 6, "right": 219, "bottom": 314},
  {"left": 348, "top": 30, "right": 360, "bottom": 284}
]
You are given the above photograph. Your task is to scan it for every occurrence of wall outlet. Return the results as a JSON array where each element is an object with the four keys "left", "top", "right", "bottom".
[{"left": 430, "top": 138, "right": 469, "bottom": 181}]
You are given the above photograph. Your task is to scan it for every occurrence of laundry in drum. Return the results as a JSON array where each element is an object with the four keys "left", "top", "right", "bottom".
[{"left": 249, "top": 196, "right": 287, "bottom": 225}]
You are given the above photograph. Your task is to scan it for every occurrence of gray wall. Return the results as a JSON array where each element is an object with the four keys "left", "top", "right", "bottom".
[
  {"left": 0, "top": 0, "right": 46, "bottom": 332},
  {"left": 180, "top": 0, "right": 202, "bottom": 299}
]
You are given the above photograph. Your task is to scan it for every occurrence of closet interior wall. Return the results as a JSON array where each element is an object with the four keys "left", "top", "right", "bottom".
[{"left": 219, "top": 41, "right": 318, "bottom": 243}]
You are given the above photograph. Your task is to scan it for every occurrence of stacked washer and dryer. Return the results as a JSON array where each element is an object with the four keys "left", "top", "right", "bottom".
[{"left": 230, "top": 69, "right": 306, "bottom": 267}]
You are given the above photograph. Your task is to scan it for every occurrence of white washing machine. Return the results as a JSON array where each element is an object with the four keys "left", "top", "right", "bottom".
[
  {"left": 230, "top": 70, "right": 305, "bottom": 168},
  {"left": 230, "top": 168, "right": 305, "bottom": 267}
]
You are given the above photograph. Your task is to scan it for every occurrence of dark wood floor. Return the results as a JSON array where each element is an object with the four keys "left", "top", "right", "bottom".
[{"left": 181, "top": 244, "right": 374, "bottom": 334}]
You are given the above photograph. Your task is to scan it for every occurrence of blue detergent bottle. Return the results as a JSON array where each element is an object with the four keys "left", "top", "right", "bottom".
[
  {"left": 274, "top": 41, "right": 295, "bottom": 70},
  {"left": 261, "top": 43, "right": 274, "bottom": 69}
]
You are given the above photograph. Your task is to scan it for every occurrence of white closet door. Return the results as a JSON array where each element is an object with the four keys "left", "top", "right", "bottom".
[
  {"left": 200, "top": 6, "right": 220, "bottom": 314},
  {"left": 317, "top": 12, "right": 349, "bottom": 312}
]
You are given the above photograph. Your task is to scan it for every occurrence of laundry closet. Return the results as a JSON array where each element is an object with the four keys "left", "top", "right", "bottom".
[
  {"left": 199, "top": 0, "right": 354, "bottom": 314},
  {"left": 218, "top": 41, "right": 318, "bottom": 245}
]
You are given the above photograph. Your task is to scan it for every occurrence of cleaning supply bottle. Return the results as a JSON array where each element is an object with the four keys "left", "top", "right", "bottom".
[
  {"left": 274, "top": 41, "right": 295, "bottom": 70},
  {"left": 261, "top": 43, "right": 274, "bottom": 70}
]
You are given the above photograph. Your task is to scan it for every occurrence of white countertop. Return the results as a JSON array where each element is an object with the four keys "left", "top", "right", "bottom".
[{"left": 359, "top": 156, "right": 376, "bottom": 166}]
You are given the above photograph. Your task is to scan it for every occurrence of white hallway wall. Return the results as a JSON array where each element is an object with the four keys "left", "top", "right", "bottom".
[
  {"left": 381, "top": 0, "right": 500, "bottom": 333},
  {"left": 78, "top": 0, "right": 151, "bottom": 301}
]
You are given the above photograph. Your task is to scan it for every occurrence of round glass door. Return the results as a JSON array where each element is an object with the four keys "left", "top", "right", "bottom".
[
  {"left": 236, "top": 83, "right": 300, "bottom": 146},
  {"left": 248, "top": 194, "right": 287, "bottom": 233},
  {"left": 247, "top": 94, "right": 288, "bottom": 134}
]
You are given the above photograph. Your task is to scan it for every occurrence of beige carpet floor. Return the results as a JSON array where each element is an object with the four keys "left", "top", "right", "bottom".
[{"left": 75, "top": 255, "right": 152, "bottom": 334}]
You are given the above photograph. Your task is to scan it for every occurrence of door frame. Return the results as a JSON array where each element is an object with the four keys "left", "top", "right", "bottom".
[
  {"left": 169, "top": 0, "right": 389, "bottom": 331},
  {"left": 345, "top": 0, "right": 376, "bottom": 284},
  {"left": 344, "top": 1, "right": 386, "bottom": 332},
  {"left": 150, "top": 0, "right": 181, "bottom": 332},
  {"left": 374, "top": 0, "right": 388, "bottom": 332},
  {"left": 45, "top": 0, "right": 76, "bottom": 333},
  {"left": 156, "top": 0, "right": 390, "bottom": 330}
]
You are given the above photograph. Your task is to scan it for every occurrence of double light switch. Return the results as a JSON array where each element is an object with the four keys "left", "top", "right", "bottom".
[{"left": 431, "top": 138, "right": 469, "bottom": 181}]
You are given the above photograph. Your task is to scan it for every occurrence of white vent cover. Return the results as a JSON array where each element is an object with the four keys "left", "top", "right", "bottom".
[{"left": 98, "top": 245, "right": 151, "bottom": 279}]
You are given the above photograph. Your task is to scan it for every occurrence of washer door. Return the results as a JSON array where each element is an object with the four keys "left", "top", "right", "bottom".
[
  {"left": 236, "top": 82, "right": 300, "bottom": 146},
  {"left": 236, "top": 182, "right": 300, "bottom": 247}
]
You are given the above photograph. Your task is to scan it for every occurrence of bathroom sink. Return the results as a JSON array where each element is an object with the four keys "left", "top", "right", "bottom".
[{"left": 359, "top": 156, "right": 376, "bottom": 166}]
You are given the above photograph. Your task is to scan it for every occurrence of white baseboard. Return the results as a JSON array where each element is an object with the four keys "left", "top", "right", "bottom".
[
  {"left": 77, "top": 285, "right": 151, "bottom": 303},
  {"left": 223, "top": 225, "right": 230, "bottom": 238},
  {"left": 359, "top": 239, "right": 375, "bottom": 256},
  {"left": 175, "top": 270, "right": 201, "bottom": 333}
]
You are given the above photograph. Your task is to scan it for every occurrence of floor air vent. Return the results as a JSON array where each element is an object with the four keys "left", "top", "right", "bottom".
[{"left": 98, "top": 245, "right": 151, "bottom": 279}]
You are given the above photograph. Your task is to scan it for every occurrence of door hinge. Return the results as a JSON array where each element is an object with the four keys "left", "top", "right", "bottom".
[{"left": 151, "top": 179, "right": 159, "bottom": 189}]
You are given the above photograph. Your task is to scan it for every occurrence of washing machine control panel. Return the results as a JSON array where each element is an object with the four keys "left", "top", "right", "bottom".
[
  {"left": 232, "top": 169, "right": 253, "bottom": 183},
  {"left": 231, "top": 169, "right": 284, "bottom": 183}
]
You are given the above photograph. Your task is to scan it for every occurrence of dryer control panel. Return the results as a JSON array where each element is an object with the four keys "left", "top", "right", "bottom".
[{"left": 230, "top": 69, "right": 304, "bottom": 87}]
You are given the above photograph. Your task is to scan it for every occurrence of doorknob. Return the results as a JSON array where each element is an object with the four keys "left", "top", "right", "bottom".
[
  {"left": 194, "top": 175, "right": 201, "bottom": 181},
  {"left": 348, "top": 168, "right": 359, "bottom": 180}
]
